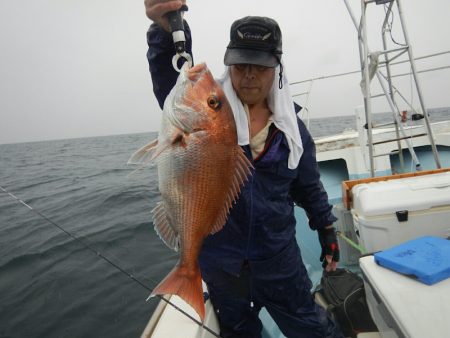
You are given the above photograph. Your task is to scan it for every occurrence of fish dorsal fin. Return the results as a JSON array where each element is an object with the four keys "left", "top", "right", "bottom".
[
  {"left": 210, "top": 147, "right": 253, "bottom": 234},
  {"left": 152, "top": 201, "right": 180, "bottom": 252}
]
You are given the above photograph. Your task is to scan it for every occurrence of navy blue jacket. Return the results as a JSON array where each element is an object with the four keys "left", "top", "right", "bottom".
[{"left": 146, "top": 23, "right": 337, "bottom": 276}]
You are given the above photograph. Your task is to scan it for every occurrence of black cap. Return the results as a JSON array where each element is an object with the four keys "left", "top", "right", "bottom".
[{"left": 224, "top": 16, "right": 282, "bottom": 68}]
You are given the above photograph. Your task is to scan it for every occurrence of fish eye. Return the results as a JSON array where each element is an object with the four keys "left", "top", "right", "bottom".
[{"left": 207, "top": 95, "right": 221, "bottom": 110}]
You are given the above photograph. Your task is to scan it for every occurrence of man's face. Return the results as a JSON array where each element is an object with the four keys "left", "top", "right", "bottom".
[{"left": 230, "top": 64, "right": 276, "bottom": 106}]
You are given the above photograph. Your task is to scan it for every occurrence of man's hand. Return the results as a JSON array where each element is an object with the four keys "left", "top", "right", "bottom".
[
  {"left": 144, "top": 0, "right": 186, "bottom": 32},
  {"left": 318, "top": 225, "right": 340, "bottom": 272}
]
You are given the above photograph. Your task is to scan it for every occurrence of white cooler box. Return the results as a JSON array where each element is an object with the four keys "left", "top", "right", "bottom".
[
  {"left": 351, "top": 172, "right": 450, "bottom": 253},
  {"left": 360, "top": 256, "right": 450, "bottom": 338}
]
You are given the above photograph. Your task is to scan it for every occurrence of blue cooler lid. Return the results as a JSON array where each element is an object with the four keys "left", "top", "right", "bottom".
[{"left": 374, "top": 236, "right": 450, "bottom": 285}]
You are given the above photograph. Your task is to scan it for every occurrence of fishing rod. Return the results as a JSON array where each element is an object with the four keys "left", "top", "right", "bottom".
[{"left": 0, "top": 185, "right": 222, "bottom": 338}]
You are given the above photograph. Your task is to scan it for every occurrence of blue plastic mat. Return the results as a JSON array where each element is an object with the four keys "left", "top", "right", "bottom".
[{"left": 374, "top": 236, "right": 450, "bottom": 285}]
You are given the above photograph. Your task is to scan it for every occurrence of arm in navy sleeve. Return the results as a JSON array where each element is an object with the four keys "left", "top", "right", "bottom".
[
  {"left": 146, "top": 21, "right": 193, "bottom": 109},
  {"left": 290, "top": 116, "right": 338, "bottom": 230}
]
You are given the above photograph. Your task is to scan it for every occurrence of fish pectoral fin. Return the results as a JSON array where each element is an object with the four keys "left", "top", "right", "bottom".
[
  {"left": 152, "top": 202, "right": 180, "bottom": 252},
  {"left": 128, "top": 128, "right": 187, "bottom": 167},
  {"left": 210, "top": 146, "right": 254, "bottom": 235},
  {"left": 127, "top": 139, "right": 160, "bottom": 165}
]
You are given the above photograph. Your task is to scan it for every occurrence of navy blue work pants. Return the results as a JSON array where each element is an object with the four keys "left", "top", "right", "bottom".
[{"left": 202, "top": 241, "right": 344, "bottom": 338}]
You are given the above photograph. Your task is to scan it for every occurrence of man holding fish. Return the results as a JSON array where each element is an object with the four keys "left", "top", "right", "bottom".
[{"left": 140, "top": 1, "right": 343, "bottom": 337}]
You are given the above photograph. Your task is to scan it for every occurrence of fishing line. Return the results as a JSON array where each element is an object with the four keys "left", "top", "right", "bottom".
[{"left": 0, "top": 185, "right": 222, "bottom": 338}]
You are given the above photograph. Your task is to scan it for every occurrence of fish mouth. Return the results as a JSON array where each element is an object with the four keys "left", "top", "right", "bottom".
[{"left": 187, "top": 63, "right": 208, "bottom": 82}]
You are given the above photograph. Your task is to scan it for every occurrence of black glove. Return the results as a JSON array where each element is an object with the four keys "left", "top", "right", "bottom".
[{"left": 318, "top": 226, "right": 340, "bottom": 268}]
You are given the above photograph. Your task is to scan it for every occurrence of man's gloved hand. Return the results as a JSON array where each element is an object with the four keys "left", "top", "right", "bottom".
[
  {"left": 318, "top": 225, "right": 340, "bottom": 272},
  {"left": 144, "top": 0, "right": 187, "bottom": 32}
]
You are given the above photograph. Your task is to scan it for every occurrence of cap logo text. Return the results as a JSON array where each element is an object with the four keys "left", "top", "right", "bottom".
[{"left": 237, "top": 29, "right": 271, "bottom": 41}]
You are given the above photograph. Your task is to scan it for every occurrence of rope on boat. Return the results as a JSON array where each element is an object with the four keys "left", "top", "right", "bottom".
[
  {"left": 0, "top": 185, "right": 222, "bottom": 338},
  {"left": 336, "top": 231, "right": 367, "bottom": 255}
]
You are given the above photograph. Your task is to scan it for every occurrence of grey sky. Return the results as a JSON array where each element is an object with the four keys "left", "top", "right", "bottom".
[{"left": 1, "top": 0, "right": 449, "bottom": 144}]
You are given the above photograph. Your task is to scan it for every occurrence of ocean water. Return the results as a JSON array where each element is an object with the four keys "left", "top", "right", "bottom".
[{"left": 0, "top": 108, "right": 448, "bottom": 338}]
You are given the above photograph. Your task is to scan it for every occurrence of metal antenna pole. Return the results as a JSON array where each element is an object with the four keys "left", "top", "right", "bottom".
[
  {"left": 360, "top": 1, "right": 376, "bottom": 177},
  {"left": 344, "top": 0, "right": 376, "bottom": 176},
  {"left": 396, "top": 0, "right": 441, "bottom": 168},
  {"left": 381, "top": 1, "right": 405, "bottom": 171},
  {"left": 342, "top": 0, "right": 441, "bottom": 177}
]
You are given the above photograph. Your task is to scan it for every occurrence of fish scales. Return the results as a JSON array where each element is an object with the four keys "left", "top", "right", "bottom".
[{"left": 129, "top": 63, "right": 253, "bottom": 321}]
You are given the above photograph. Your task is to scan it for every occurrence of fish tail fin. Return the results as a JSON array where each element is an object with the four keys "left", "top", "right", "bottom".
[{"left": 150, "top": 263, "right": 205, "bottom": 321}]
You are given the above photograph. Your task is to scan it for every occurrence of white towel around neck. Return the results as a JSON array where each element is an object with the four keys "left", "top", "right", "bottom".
[{"left": 217, "top": 62, "right": 303, "bottom": 169}]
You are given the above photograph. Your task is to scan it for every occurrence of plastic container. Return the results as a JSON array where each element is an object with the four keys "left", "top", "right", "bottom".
[
  {"left": 351, "top": 172, "right": 450, "bottom": 252},
  {"left": 360, "top": 255, "right": 450, "bottom": 338}
]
